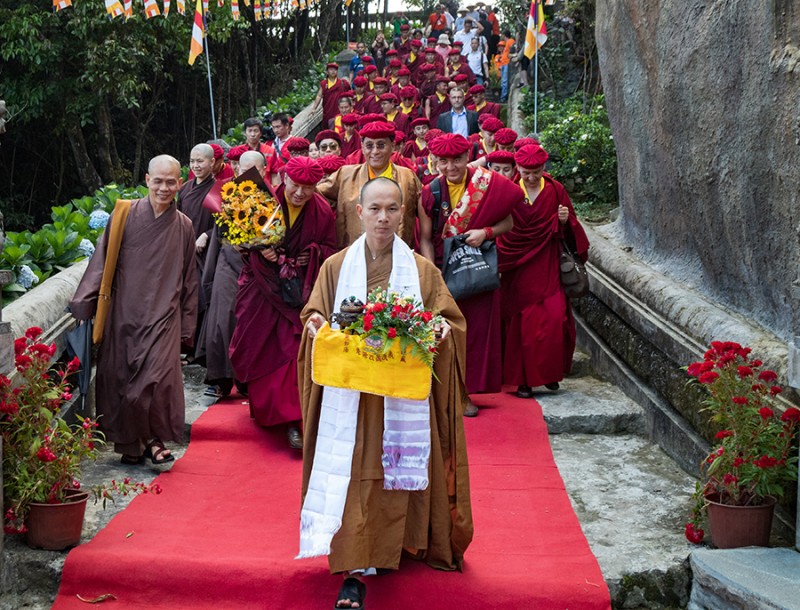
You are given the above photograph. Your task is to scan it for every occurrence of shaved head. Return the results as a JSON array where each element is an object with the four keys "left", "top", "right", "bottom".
[
  {"left": 238, "top": 150, "right": 266, "bottom": 175},
  {"left": 191, "top": 143, "right": 214, "bottom": 160},
  {"left": 148, "top": 154, "right": 181, "bottom": 176}
]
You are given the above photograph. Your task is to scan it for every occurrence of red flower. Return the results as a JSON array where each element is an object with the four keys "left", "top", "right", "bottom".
[
  {"left": 687, "top": 362, "right": 703, "bottom": 376},
  {"left": 24, "top": 327, "right": 43, "bottom": 340},
  {"left": 780, "top": 407, "right": 800, "bottom": 423},
  {"left": 758, "top": 407, "right": 774, "bottom": 419},
  {"left": 67, "top": 357, "right": 81, "bottom": 374},
  {"left": 751, "top": 359, "right": 763, "bottom": 367},
  {"left": 715, "top": 430, "right": 733, "bottom": 439},
  {"left": 733, "top": 457, "right": 744, "bottom": 467},
  {"left": 758, "top": 370, "right": 778, "bottom": 383},
  {"left": 13, "top": 337, "right": 27, "bottom": 356},
  {"left": 0, "top": 401, "right": 19, "bottom": 415},
  {"left": 732, "top": 396, "right": 748, "bottom": 405},
  {"left": 754, "top": 455, "right": 777, "bottom": 469},
  {"left": 421, "top": 311, "right": 433, "bottom": 323},
  {"left": 685, "top": 523, "right": 704, "bottom": 544},
  {"left": 722, "top": 473, "right": 738, "bottom": 486},
  {"left": 35, "top": 447, "right": 57, "bottom": 463},
  {"left": 372, "top": 302, "right": 387, "bottom": 313},
  {"left": 698, "top": 371, "right": 719, "bottom": 384},
  {"left": 770, "top": 385, "right": 782, "bottom": 396},
  {"left": 737, "top": 366, "right": 753, "bottom": 378},
  {"left": 14, "top": 354, "right": 32, "bottom": 370},
  {"left": 387, "top": 328, "right": 397, "bottom": 339}
]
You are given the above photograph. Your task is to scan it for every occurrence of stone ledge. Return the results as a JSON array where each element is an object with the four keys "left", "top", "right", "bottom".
[{"left": 688, "top": 547, "right": 800, "bottom": 610}]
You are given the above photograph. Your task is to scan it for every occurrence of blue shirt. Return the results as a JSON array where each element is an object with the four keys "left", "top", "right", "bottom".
[
  {"left": 349, "top": 55, "right": 363, "bottom": 76},
  {"left": 449, "top": 108, "right": 469, "bottom": 138}
]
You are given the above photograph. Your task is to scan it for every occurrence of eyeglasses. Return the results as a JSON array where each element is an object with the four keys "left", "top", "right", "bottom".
[
  {"left": 363, "top": 142, "right": 388, "bottom": 151},
  {"left": 319, "top": 143, "right": 340, "bottom": 151}
]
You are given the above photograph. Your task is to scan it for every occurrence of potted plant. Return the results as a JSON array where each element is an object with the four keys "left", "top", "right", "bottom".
[
  {"left": 685, "top": 341, "right": 800, "bottom": 548},
  {"left": 1, "top": 326, "right": 160, "bottom": 550}
]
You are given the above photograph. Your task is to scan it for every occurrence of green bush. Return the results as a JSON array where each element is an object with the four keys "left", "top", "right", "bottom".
[{"left": 521, "top": 91, "right": 618, "bottom": 222}]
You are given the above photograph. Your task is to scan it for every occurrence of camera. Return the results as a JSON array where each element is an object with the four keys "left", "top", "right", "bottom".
[{"left": 261, "top": 110, "right": 276, "bottom": 142}]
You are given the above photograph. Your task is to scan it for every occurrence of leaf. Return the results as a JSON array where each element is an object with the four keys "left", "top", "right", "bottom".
[
  {"left": 125, "top": 531, "right": 135, "bottom": 538},
  {"left": 76, "top": 593, "right": 118, "bottom": 603}
]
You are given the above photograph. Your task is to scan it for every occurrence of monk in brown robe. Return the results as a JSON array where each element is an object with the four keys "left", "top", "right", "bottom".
[
  {"left": 228, "top": 157, "right": 337, "bottom": 449},
  {"left": 317, "top": 120, "right": 421, "bottom": 249},
  {"left": 497, "top": 144, "right": 589, "bottom": 396},
  {"left": 419, "top": 133, "right": 523, "bottom": 417},
  {"left": 70, "top": 155, "right": 198, "bottom": 465},
  {"left": 299, "top": 177, "right": 472, "bottom": 609}
]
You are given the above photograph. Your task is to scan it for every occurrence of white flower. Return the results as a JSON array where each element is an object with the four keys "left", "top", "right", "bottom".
[
  {"left": 580, "top": 134, "right": 589, "bottom": 141},
  {"left": 549, "top": 104, "right": 555, "bottom": 109},
  {"left": 17, "top": 265, "right": 39, "bottom": 290},
  {"left": 572, "top": 166, "right": 579, "bottom": 174},
  {"left": 78, "top": 239, "right": 95, "bottom": 258},
  {"left": 596, "top": 105, "right": 603, "bottom": 110},
  {"left": 89, "top": 210, "right": 110, "bottom": 230}
]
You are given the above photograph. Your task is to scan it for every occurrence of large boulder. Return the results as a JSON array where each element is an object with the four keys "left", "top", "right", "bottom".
[{"left": 595, "top": 1, "right": 800, "bottom": 341}]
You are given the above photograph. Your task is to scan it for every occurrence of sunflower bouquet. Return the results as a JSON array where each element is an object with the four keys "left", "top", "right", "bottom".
[{"left": 215, "top": 178, "right": 285, "bottom": 248}]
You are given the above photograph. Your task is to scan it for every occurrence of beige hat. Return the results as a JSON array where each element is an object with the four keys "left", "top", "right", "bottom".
[{"left": 437, "top": 33, "right": 451, "bottom": 45}]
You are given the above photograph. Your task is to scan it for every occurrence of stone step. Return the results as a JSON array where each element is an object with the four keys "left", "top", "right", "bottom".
[
  {"left": 689, "top": 547, "right": 800, "bottom": 610},
  {"left": 536, "top": 375, "right": 647, "bottom": 436},
  {"left": 550, "top": 432, "right": 697, "bottom": 609},
  {"left": 569, "top": 348, "right": 594, "bottom": 378}
]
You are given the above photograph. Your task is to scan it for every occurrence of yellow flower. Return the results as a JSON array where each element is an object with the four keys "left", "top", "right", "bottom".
[
  {"left": 220, "top": 181, "right": 238, "bottom": 200},
  {"left": 252, "top": 207, "right": 272, "bottom": 232},
  {"left": 238, "top": 181, "right": 257, "bottom": 196}
]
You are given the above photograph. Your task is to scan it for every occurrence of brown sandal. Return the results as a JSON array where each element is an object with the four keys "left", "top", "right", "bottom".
[{"left": 144, "top": 439, "right": 174, "bottom": 465}]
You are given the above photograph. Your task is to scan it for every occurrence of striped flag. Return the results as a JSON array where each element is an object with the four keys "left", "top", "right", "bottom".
[
  {"left": 231, "top": 0, "right": 239, "bottom": 19},
  {"left": 144, "top": 0, "right": 161, "bottom": 17},
  {"left": 105, "top": 0, "right": 124, "bottom": 18},
  {"left": 177, "top": 0, "right": 185, "bottom": 14},
  {"left": 202, "top": 0, "right": 209, "bottom": 12},
  {"left": 218, "top": 0, "right": 224, "bottom": 7},
  {"left": 545, "top": 0, "right": 555, "bottom": 4},
  {"left": 124, "top": 0, "right": 133, "bottom": 17},
  {"left": 164, "top": 0, "right": 171, "bottom": 16},
  {"left": 53, "top": 0, "right": 71, "bottom": 11},
  {"left": 524, "top": 0, "right": 547, "bottom": 59},
  {"left": 254, "top": 0, "right": 263, "bottom": 20},
  {"left": 188, "top": 0, "right": 205, "bottom": 65},
  {"left": 344, "top": 0, "right": 353, "bottom": 7}
]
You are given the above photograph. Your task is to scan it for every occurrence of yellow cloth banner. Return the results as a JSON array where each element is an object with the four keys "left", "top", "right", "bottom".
[{"left": 311, "top": 324, "right": 431, "bottom": 401}]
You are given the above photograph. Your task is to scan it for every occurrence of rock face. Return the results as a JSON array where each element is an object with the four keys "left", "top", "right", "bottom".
[{"left": 595, "top": 0, "right": 800, "bottom": 341}]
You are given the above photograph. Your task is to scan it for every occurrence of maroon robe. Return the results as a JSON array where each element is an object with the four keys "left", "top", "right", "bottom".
[
  {"left": 386, "top": 111, "right": 410, "bottom": 137},
  {"left": 320, "top": 78, "right": 352, "bottom": 126},
  {"left": 70, "top": 198, "right": 198, "bottom": 455},
  {"left": 421, "top": 168, "right": 524, "bottom": 394},
  {"left": 363, "top": 94, "right": 384, "bottom": 116},
  {"left": 448, "top": 62, "right": 477, "bottom": 86},
  {"left": 402, "top": 138, "right": 427, "bottom": 160},
  {"left": 497, "top": 175, "right": 589, "bottom": 387},
  {"left": 427, "top": 93, "right": 451, "bottom": 126},
  {"left": 467, "top": 101, "right": 502, "bottom": 118},
  {"left": 340, "top": 131, "right": 362, "bottom": 159},
  {"left": 418, "top": 78, "right": 438, "bottom": 98},
  {"left": 228, "top": 189, "right": 337, "bottom": 427},
  {"left": 416, "top": 156, "right": 438, "bottom": 185},
  {"left": 353, "top": 94, "right": 369, "bottom": 114}
]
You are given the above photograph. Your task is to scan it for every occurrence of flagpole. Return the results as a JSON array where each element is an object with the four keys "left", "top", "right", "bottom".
[
  {"left": 203, "top": 26, "right": 218, "bottom": 140},
  {"left": 534, "top": 47, "right": 538, "bottom": 134}
]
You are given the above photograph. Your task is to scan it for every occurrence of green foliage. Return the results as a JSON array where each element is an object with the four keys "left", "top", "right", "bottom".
[{"left": 522, "top": 91, "right": 618, "bottom": 222}]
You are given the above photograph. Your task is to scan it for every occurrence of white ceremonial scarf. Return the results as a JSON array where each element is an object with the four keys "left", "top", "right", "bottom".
[{"left": 297, "top": 234, "right": 432, "bottom": 559}]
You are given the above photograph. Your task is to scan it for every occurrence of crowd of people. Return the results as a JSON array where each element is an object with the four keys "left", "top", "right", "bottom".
[{"left": 69, "top": 9, "right": 587, "bottom": 608}]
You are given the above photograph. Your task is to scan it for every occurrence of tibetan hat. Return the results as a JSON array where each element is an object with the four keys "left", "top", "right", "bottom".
[
  {"left": 226, "top": 144, "right": 248, "bottom": 161},
  {"left": 428, "top": 133, "right": 470, "bottom": 158},
  {"left": 468, "top": 84, "right": 485, "bottom": 95},
  {"left": 285, "top": 156, "right": 324, "bottom": 185},
  {"left": 494, "top": 128, "right": 518, "bottom": 146},
  {"left": 361, "top": 55, "right": 373, "bottom": 63},
  {"left": 486, "top": 150, "right": 516, "bottom": 165},
  {"left": 410, "top": 39, "right": 423, "bottom": 48},
  {"left": 448, "top": 48, "right": 461, "bottom": 56},
  {"left": 338, "top": 91, "right": 354, "bottom": 100},
  {"left": 424, "top": 128, "right": 445, "bottom": 143},
  {"left": 373, "top": 76, "right": 389, "bottom": 86},
  {"left": 317, "top": 155, "right": 347, "bottom": 175},
  {"left": 400, "top": 23, "right": 410, "bottom": 30},
  {"left": 352, "top": 76, "right": 368, "bottom": 87},
  {"left": 379, "top": 92, "right": 399, "bottom": 104},
  {"left": 421, "top": 63, "right": 437, "bottom": 72},
  {"left": 394, "top": 130, "right": 406, "bottom": 144},
  {"left": 515, "top": 144, "right": 549, "bottom": 168},
  {"left": 452, "top": 40, "right": 464, "bottom": 47},
  {"left": 389, "top": 59, "right": 403, "bottom": 68},
  {"left": 285, "top": 137, "right": 311, "bottom": 152},
  {"left": 386, "top": 49, "right": 399, "bottom": 57},
  {"left": 410, "top": 117, "right": 430, "bottom": 128},
  {"left": 514, "top": 137, "right": 540, "bottom": 150},
  {"left": 359, "top": 113, "right": 386, "bottom": 126},
  {"left": 363, "top": 65, "right": 378, "bottom": 75},
  {"left": 314, "top": 129, "right": 342, "bottom": 146},
  {"left": 424, "top": 46, "right": 437, "bottom": 54},
  {"left": 399, "top": 86, "right": 417, "bottom": 99},
  {"left": 435, "top": 75, "right": 450, "bottom": 84},
  {"left": 326, "top": 62, "right": 338, "bottom": 70},
  {"left": 397, "top": 67, "right": 411, "bottom": 76},
  {"left": 359, "top": 121, "right": 397, "bottom": 140},
  {"left": 342, "top": 113, "right": 361, "bottom": 126},
  {"left": 209, "top": 143, "right": 225, "bottom": 160},
  {"left": 481, "top": 116, "right": 504, "bottom": 133},
  {"left": 452, "top": 74, "right": 469, "bottom": 83},
  {"left": 427, "top": 36, "right": 437, "bottom": 44}
]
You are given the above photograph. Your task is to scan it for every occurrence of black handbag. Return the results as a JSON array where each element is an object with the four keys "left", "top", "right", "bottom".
[
  {"left": 280, "top": 276, "right": 304, "bottom": 309},
  {"left": 559, "top": 240, "right": 589, "bottom": 299},
  {"left": 441, "top": 235, "right": 500, "bottom": 301}
]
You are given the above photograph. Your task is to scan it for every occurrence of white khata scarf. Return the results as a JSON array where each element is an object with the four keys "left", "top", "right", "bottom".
[{"left": 297, "top": 234, "right": 431, "bottom": 559}]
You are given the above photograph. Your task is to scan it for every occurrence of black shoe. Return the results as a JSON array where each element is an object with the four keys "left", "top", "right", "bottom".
[
  {"left": 516, "top": 385, "right": 534, "bottom": 398},
  {"left": 464, "top": 400, "right": 479, "bottom": 417},
  {"left": 288, "top": 427, "right": 303, "bottom": 450},
  {"left": 545, "top": 382, "right": 560, "bottom": 391}
]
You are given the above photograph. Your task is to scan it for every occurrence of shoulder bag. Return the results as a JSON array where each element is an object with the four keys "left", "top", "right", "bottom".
[{"left": 559, "top": 239, "right": 589, "bottom": 299}]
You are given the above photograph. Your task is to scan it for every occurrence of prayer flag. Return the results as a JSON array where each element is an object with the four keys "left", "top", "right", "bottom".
[
  {"left": 218, "top": 0, "right": 224, "bottom": 6},
  {"left": 177, "top": 0, "right": 185, "bottom": 13},
  {"left": 243, "top": 0, "right": 249, "bottom": 6},
  {"left": 53, "top": 0, "right": 71, "bottom": 11},
  {"left": 105, "top": 0, "right": 124, "bottom": 18},
  {"left": 163, "top": 0, "right": 170, "bottom": 16},
  {"left": 231, "top": 0, "right": 239, "bottom": 19},
  {"left": 299, "top": 0, "right": 306, "bottom": 9},
  {"left": 545, "top": 0, "right": 554, "bottom": 4},
  {"left": 524, "top": 0, "right": 547, "bottom": 59},
  {"left": 202, "top": 0, "right": 209, "bottom": 12},
  {"left": 253, "top": 0, "right": 263, "bottom": 20},
  {"left": 144, "top": 0, "right": 161, "bottom": 17},
  {"left": 124, "top": 0, "right": 133, "bottom": 18},
  {"left": 344, "top": 0, "right": 353, "bottom": 7},
  {"left": 188, "top": 0, "right": 205, "bottom": 65}
]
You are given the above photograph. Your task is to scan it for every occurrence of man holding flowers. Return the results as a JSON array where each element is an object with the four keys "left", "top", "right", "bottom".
[
  {"left": 299, "top": 177, "right": 473, "bottom": 609},
  {"left": 228, "top": 156, "right": 337, "bottom": 450}
]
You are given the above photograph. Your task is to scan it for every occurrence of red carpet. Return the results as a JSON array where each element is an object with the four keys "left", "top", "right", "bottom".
[{"left": 52, "top": 391, "right": 611, "bottom": 609}]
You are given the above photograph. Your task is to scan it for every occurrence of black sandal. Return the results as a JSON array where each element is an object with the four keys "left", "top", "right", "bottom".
[
  {"left": 144, "top": 439, "right": 175, "bottom": 465},
  {"left": 335, "top": 577, "right": 366, "bottom": 609}
]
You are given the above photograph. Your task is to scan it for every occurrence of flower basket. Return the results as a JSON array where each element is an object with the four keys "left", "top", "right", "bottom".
[
  {"left": 705, "top": 493, "right": 776, "bottom": 549},
  {"left": 24, "top": 488, "right": 89, "bottom": 550},
  {"left": 311, "top": 323, "right": 432, "bottom": 401}
]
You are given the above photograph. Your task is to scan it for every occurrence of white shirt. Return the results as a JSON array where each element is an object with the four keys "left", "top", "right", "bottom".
[
  {"left": 454, "top": 29, "right": 478, "bottom": 53},
  {"left": 466, "top": 49, "right": 486, "bottom": 75}
]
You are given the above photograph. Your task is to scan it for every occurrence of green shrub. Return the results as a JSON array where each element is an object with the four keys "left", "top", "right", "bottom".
[{"left": 522, "top": 91, "right": 618, "bottom": 222}]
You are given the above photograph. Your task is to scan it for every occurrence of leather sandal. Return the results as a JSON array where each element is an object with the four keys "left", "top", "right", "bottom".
[
  {"left": 144, "top": 438, "right": 175, "bottom": 465},
  {"left": 335, "top": 577, "right": 366, "bottom": 609},
  {"left": 288, "top": 427, "right": 304, "bottom": 450},
  {"left": 516, "top": 385, "right": 534, "bottom": 398},
  {"left": 120, "top": 454, "right": 144, "bottom": 465}
]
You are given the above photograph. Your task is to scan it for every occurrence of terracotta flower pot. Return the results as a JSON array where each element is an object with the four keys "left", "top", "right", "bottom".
[
  {"left": 705, "top": 493, "right": 776, "bottom": 549},
  {"left": 24, "top": 489, "right": 89, "bottom": 551}
]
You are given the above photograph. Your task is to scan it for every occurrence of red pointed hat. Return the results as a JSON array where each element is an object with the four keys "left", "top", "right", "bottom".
[
  {"left": 315, "top": 129, "right": 343, "bottom": 146},
  {"left": 428, "top": 133, "right": 470, "bottom": 158},
  {"left": 389, "top": 59, "right": 403, "bottom": 68},
  {"left": 209, "top": 143, "right": 225, "bottom": 160},
  {"left": 361, "top": 55, "right": 373, "bottom": 63},
  {"left": 486, "top": 150, "right": 516, "bottom": 165},
  {"left": 514, "top": 137, "right": 541, "bottom": 150},
  {"left": 515, "top": 144, "right": 549, "bottom": 168},
  {"left": 359, "top": 121, "right": 397, "bottom": 140},
  {"left": 399, "top": 86, "right": 417, "bottom": 99},
  {"left": 494, "top": 128, "right": 518, "bottom": 145},
  {"left": 353, "top": 76, "right": 368, "bottom": 87},
  {"left": 480, "top": 116, "right": 504, "bottom": 133},
  {"left": 285, "top": 156, "right": 324, "bottom": 185}
]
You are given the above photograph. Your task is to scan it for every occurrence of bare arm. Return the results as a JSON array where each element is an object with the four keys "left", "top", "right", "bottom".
[{"left": 311, "top": 84, "right": 323, "bottom": 111}]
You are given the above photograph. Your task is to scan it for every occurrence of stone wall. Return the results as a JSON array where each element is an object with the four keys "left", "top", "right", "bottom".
[{"left": 595, "top": 0, "right": 800, "bottom": 342}]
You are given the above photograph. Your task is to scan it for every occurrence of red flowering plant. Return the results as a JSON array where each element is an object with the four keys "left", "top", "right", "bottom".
[
  {"left": 339, "top": 287, "right": 446, "bottom": 371},
  {"left": 684, "top": 341, "right": 800, "bottom": 544},
  {"left": 2, "top": 327, "right": 159, "bottom": 535}
]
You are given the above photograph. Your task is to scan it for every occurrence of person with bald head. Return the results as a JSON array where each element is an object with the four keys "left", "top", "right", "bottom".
[
  {"left": 228, "top": 157, "right": 337, "bottom": 449},
  {"left": 70, "top": 155, "right": 198, "bottom": 466}
]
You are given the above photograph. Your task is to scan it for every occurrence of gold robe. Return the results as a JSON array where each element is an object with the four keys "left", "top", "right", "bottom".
[
  {"left": 298, "top": 245, "right": 473, "bottom": 573},
  {"left": 316, "top": 163, "right": 422, "bottom": 249}
]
